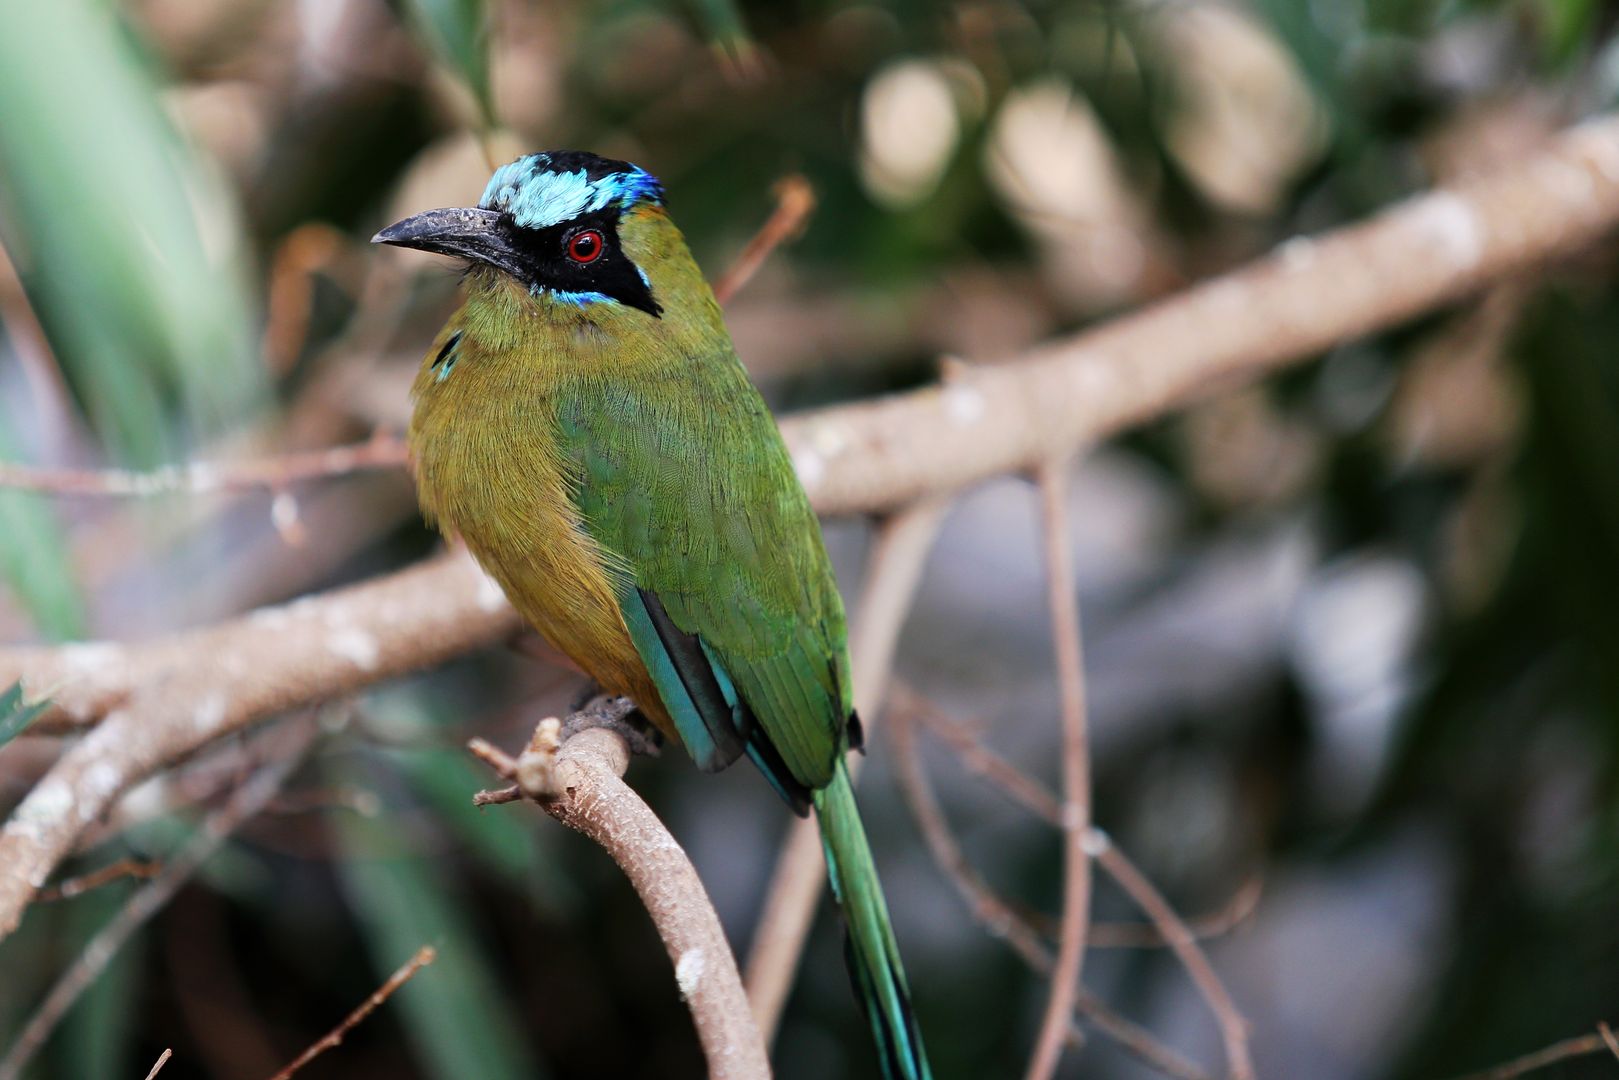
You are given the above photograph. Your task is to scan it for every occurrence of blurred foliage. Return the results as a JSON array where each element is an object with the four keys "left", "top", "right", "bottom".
[
  {"left": 402, "top": 0, "right": 497, "bottom": 127},
  {"left": 334, "top": 810, "right": 545, "bottom": 1080},
  {"left": 0, "top": 0, "right": 262, "bottom": 463},
  {"left": 2, "top": 1, "right": 1619, "bottom": 1078},
  {"left": 0, "top": 682, "right": 47, "bottom": 750},
  {"left": 0, "top": 428, "right": 83, "bottom": 641}
]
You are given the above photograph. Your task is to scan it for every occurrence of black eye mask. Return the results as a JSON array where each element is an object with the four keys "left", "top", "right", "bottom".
[{"left": 498, "top": 206, "right": 662, "bottom": 318}]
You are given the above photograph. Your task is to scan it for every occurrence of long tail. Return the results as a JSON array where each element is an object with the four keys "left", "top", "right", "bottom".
[{"left": 812, "top": 759, "right": 933, "bottom": 1080}]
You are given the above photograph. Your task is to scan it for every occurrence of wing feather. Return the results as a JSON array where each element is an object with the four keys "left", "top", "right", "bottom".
[{"left": 559, "top": 358, "right": 850, "bottom": 799}]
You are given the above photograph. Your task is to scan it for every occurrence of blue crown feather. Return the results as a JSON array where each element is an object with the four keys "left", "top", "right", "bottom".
[{"left": 479, "top": 152, "right": 664, "bottom": 230}]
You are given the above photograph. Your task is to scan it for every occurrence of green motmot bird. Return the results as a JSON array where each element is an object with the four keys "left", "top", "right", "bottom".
[{"left": 374, "top": 151, "right": 932, "bottom": 1079}]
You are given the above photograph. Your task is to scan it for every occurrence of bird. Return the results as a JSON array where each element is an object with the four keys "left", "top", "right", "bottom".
[{"left": 374, "top": 150, "right": 932, "bottom": 1080}]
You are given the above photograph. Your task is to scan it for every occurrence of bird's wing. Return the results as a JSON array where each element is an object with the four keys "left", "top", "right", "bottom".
[{"left": 558, "top": 363, "right": 850, "bottom": 809}]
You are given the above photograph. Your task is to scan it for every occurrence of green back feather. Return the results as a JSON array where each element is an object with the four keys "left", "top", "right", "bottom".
[{"left": 557, "top": 357, "right": 850, "bottom": 795}]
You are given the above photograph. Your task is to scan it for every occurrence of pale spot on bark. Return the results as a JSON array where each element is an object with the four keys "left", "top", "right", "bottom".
[
  {"left": 676, "top": 947, "right": 706, "bottom": 998},
  {"left": 57, "top": 642, "right": 121, "bottom": 675},
  {"left": 1412, "top": 192, "right": 1483, "bottom": 270},
  {"left": 790, "top": 446, "right": 825, "bottom": 493},
  {"left": 193, "top": 692, "right": 228, "bottom": 734},
  {"left": 1276, "top": 234, "right": 1317, "bottom": 270},
  {"left": 329, "top": 628, "right": 380, "bottom": 671},
  {"left": 474, "top": 569, "right": 509, "bottom": 613},
  {"left": 944, "top": 383, "right": 986, "bottom": 425}
]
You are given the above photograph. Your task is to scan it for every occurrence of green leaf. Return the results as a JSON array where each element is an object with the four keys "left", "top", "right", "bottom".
[
  {"left": 1249, "top": 0, "right": 1364, "bottom": 153},
  {"left": 683, "top": 0, "right": 758, "bottom": 67},
  {"left": 1536, "top": 0, "right": 1598, "bottom": 65},
  {"left": 0, "top": 0, "right": 263, "bottom": 464},
  {"left": 393, "top": 746, "right": 580, "bottom": 910},
  {"left": 402, "top": 0, "right": 496, "bottom": 128},
  {"left": 366, "top": 691, "right": 581, "bottom": 913},
  {"left": 57, "top": 886, "right": 143, "bottom": 1080},
  {"left": 0, "top": 423, "right": 85, "bottom": 640},
  {"left": 333, "top": 776, "right": 547, "bottom": 1080},
  {"left": 0, "top": 681, "right": 50, "bottom": 749}
]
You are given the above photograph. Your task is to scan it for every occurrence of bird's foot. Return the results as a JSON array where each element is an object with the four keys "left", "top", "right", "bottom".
[
  {"left": 471, "top": 696, "right": 662, "bottom": 804},
  {"left": 562, "top": 695, "right": 664, "bottom": 758}
]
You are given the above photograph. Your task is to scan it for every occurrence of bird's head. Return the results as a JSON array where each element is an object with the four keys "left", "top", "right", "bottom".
[{"left": 373, "top": 150, "right": 674, "bottom": 319}]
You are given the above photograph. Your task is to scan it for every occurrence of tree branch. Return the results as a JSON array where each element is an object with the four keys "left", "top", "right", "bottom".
[
  {"left": 0, "top": 718, "right": 316, "bottom": 1080},
  {"left": 472, "top": 718, "right": 771, "bottom": 1080},
  {"left": 0, "top": 554, "right": 518, "bottom": 937},
  {"left": 1025, "top": 459, "right": 1094, "bottom": 1080},
  {"left": 783, "top": 117, "right": 1619, "bottom": 517}
]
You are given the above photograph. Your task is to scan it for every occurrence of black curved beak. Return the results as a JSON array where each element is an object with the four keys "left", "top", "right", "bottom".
[{"left": 371, "top": 207, "right": 522, "bottom": 276}]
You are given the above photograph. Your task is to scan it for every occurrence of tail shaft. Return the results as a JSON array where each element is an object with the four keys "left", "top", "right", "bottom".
[{"left": 813, "top": 760, "right": 932, "bottom": 1080}]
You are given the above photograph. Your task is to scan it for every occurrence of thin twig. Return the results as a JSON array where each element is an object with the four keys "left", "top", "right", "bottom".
[
  {"left": 0, "top": 433, "right": 408, "bottom": 497},
  {"left": 894, "top": 686, "right": 1264, "bottom": 947},
  {"left": 471, "top": 783, "right": 521, "bottom": 806},
  {"left": 473, "top": 717, "right": 770, "bottom": 1080},
  {"left": 743, "top": 499, "right": 949, "bottom": 1042},
  {"left": 1025, "top": 459, "right": 1094, "bottom": 1080},
  {"left": 0, "top": 719, "right": 317, "bottom": 1080},
  {"left": 34, "top": 858, "right": 161, "bottom": 902},
  {"left": 893, "top": 680, "right": 1256, "bottom": 1075},
  {"left": 894, "top": 683, "right": 1254, "bottom": 1078},
  {"left": 1093, "top": 843, "right": 1254, "bottom": 1080},
  {"left": 1451, "top": 1024, "right": 1619, "bottom": 1079},
  {"left": 1087, "top": 878, "right": 1262, "bottom": 950},
  {"left": 895, "top": 684, "right": 1060, "bottom": 818},
  {"left": 265, "top": 944, "right": 437, "bottom": 1080},
  {"left": 712, "top": 175, "right": 816, "bottom": 305},
  {"left": 142, "top": 1049, "right": 172, "bottom": 1080},
  {"left": 886, "top": 699, "right": 1209, "bottom": 1080},
  {"left": 262, "top": 223, "right": 367, "bottom": 375}
]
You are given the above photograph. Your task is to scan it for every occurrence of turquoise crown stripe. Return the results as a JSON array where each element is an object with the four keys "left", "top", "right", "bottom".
[{"left": 479, "top": 152, "right": 663, "bottom": 230}]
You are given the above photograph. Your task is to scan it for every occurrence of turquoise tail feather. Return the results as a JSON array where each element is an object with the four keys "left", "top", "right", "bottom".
[{"left": 813, "top": 760, "right": 933, "bottom": 1080}]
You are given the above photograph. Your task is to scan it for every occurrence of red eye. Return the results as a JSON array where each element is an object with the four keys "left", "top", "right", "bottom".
[{"left": 566, "top": 229, "right": 604, "bottom": 263}]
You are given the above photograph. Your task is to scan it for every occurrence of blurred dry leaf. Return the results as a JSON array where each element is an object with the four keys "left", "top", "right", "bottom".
[
  {"left": 1182, "top": 388, "right": 1322, "bottom": 508},
  {"left": 487, "top": 3, "right": 564, "bottom": 136},
  {"left": 1159, "top": 2, "right": 1328, "bottom": 216},
  {"left": 1385, "top": 292, "right": 1526, "bottom": 471},
  {"left": 859, "top": 58, "right": 962, "bottom": 208},
  {"left": 165, "top": 80, "right": 270, "bottom": 179},
  {"left": 985, "top": 78, "right": 1170, "bottom": 309}
]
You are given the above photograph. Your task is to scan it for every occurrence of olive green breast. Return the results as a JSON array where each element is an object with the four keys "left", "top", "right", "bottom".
[{"left": 407, "top": 294, "right": 671, "bottom": 729}]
